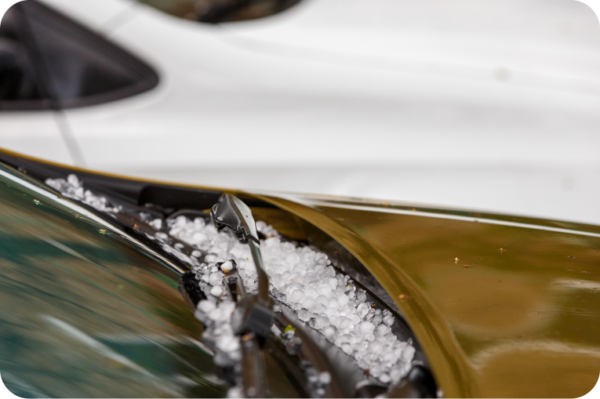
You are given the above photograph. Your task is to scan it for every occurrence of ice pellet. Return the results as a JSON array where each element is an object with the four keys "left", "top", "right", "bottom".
[
  {"left": 209, "top": 272, "right": 224, "bottom": 286},
  {"left": 372, "top": 314, "right": 383, "bottom": 325},
  {"left": 227, "top": 387, "right": 243, "bottom": 398},
  {"left": 341, "top": 343, "right": 353, "bottom": 355},
  {"left": 323, "top": 325, "right": 337, "bottom": 340},
  {"left": 290, "top": 289, "right": 305, "bottom": 303},
  {"left": 309, "top": 316, "right": 329, "bottom": 330},
  {"left": 319, "top": 372, "right": 331, "bottom": 385},
  {"left": 298, "top": 309, "right": 312, "bottom": 322},
  {"left": 317, "top": 284, "right": 332, "bottom": 296},
  {"left": 197, "top": 300, "right": 216, "bottom": 314},
  {"left": 302, "top": 296, "right": 315, "bottom": 308},
  {"left": 384, "top": 315, "right": 395, "bottom": 327},
  {"left": 401, "top": 345, "right": 415, "bottom": 362},
  {"left": 221, "top": 260, "right": 233, "bottom": 272},
  {"left": 376, "top": 324, "right": 391, "bottom": 337},
  {"left": 210, "top": 285, "right": 223, "bottom": 297},
  {"left": 359, "top": 321, "right": 375, "bottom": 335},
  {"left": 356, "top": 291, "right": 367, "bottom": 303},
  {"left": 271, "top": 325, "right": 282, "bottom": 337},
  {"left": 338, "top": 294, "right": 349, "bottom": 306},
  {"left": 389, "top": 367, "right": 403, "bottom": 383},
  {"left": 357, "top": 303, "right": 370, "bottom": 318},
  {"left": 149, "top": 219, "right": 162, "bottom": 230},
  {"left": 327, "top": 278, "right": 338, "bottom": 289},
  {"left": 315, "top": 295, "right": 329, "bottom": 306}
]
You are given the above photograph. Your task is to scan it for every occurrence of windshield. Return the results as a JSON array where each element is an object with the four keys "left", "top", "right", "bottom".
[{"left": 0, "top": 165, "right": 227, "bottom": 397}]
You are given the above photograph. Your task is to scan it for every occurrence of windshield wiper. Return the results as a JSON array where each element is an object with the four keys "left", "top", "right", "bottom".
[{"left": 211, "top": 194, "right": 274, "bottom": 397}]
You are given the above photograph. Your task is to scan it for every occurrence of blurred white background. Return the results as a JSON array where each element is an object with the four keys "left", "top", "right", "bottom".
[{"left": 2, "top": 0, "right": 600, "bottom": 224}]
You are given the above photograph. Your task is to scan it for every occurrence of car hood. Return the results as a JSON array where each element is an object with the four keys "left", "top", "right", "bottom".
[
  {"left": 1, "top": 147, "right": 599, "bottom": 397},
  {"left": 254, "top": 192, "right": 600, "bottom": 397}
]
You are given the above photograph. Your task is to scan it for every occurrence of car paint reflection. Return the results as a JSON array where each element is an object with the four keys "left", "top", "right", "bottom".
[{"left": 257, "top": 194, "right": 600, "bottom": 397}]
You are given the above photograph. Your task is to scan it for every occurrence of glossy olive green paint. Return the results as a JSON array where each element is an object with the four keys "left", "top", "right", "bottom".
[{"left": 256, "top": 194, "right": 600, "bottom": 398}]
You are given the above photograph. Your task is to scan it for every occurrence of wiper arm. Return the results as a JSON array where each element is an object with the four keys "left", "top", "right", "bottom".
[
  {"left": 211, "top": 195, "right": 273, "bottom": 341},
  {"left": 211, "top": 194, "right": 270, "bottom": 306},
  {"left": 211, "top": 194, "right": 273, "bottom": 397}
]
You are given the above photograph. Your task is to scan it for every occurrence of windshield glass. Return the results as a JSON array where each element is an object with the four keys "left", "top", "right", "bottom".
[{"left": 0, "top": 165, "right": 226, "bottom": 397}]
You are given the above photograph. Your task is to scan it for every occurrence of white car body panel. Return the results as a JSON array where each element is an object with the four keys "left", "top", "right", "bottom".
[
  {"left": 224, "top": 0, "right": 600, "bottom": 97},
  {"left": 2, "top": 0, "right": 600, "bottom": 224},
  {"left": 41, "top": 0, "right": 133, "bottom": 32},
  {"left": 0, "top": 112, "right": 73, "bottom": 165}
]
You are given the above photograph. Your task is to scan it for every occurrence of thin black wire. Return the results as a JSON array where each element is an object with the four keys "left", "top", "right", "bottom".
[{"left": 18, "top": 1, "right": 86, "bottom": 167}]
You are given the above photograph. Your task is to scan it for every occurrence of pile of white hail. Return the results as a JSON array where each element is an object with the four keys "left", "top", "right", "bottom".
[
  {"left": 46, "top": 175, "right": 121, "bottom": 213},
  {"left": 45, "top": 174, "right": 415, "bottom": 385},
  {"left": 168, "top": 216, "right": 415, "bottom": 384}
]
